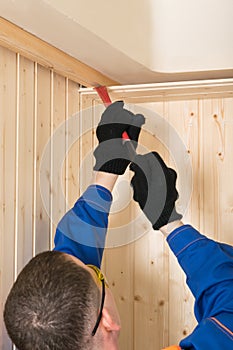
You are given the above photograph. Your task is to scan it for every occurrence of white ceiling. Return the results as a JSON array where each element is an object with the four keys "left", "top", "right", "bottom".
[{"left": 1, "top": 0, "right": 233, "bottom": 84}]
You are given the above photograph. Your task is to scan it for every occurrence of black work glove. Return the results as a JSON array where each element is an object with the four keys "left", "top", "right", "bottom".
[
  {"left": 130, "top": 152, "right": 182, "bottom": 230},
  {"left": 93, "top": 101, "right": 145, "bottom": 174}
]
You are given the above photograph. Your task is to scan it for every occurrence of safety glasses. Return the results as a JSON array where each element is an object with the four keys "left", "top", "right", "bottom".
[{"left": 87, "top": 264, "right": 108, "bottom": 336}]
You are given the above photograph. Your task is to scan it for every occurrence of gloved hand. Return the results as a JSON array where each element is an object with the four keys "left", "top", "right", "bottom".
[
  {"left": 93, "top": 101, "right": 145, "bottom": 174},
  {"left": 130, "top": 152, "right": 182, "bottom": 230}
]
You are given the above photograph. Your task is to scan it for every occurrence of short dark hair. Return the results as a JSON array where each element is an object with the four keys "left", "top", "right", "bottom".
[{"left": 4, "top": 251, "right": 100, "bottom": 350}]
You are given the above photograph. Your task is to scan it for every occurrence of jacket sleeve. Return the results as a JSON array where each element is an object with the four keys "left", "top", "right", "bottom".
[
  {"left": 53, "top": 185, "right": 112, "bottom": 268},
  {"left": 167, "top": 225, "right": 233, "bottom": 349}
]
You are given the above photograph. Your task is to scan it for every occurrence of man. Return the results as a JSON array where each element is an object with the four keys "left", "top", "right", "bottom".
[
  {"left": 4, "top": 171, "right": 122, "bottom": 350},
  {"left": 4, "top": 102, "right": 233, "bottom": 349}
]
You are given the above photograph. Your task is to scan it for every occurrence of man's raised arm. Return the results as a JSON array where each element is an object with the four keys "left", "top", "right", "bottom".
[{"left": 130, "top": 151, "right": 233, "bottom": 349}]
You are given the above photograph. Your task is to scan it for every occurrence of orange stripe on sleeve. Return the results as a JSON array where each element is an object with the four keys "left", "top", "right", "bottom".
[
  {"left": 162, "top": 346, "right": 181, "bottom": 350},
  {"left": 210, "top": 317, "right": 233, "bottom": 336}
]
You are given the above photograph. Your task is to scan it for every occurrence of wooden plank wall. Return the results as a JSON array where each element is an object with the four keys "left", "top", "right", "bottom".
[
  {"left": 0, "top": 46, "right": 80, "bottom": 349},
  {"left": 79, "top": 92, "right": 233, "bottom": 350},
  {"left": 1, "top": 43, "right": 233, "bottom": 350}
]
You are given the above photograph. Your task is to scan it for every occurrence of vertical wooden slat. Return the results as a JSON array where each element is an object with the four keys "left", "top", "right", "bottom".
[
  {"left": 133, "top": 101, "right": 169, "bottom": 350},
  {"left": 65, "top": 77, "right": 69, "bottom": 211},
  {"left": 51, "top": 72, "right": 66, "bottom": 247},
  {"left": 200, "top": 97, "right": 233, "bottom": 244},
  {"left": 0, "top": 46, "right": 17, "bottom": 350},
  {"left": 66, "top": 80, "right": 80, "bottom": 206},
  {"left": 134, "top": 229, "right": 169, "bottom": 349},
  {"left": 14, "top": 53, "right": 20, "bottom": 282},
  {"left": 35, "top": 65, "right": 51, "bottom": 254},
  {"left": 17, "top": 56, "right": 34, "bottom": 273},
  {"left": 200, "top": 99, "right": 221, "bottom": 239},
  {"left": 184, "top": 99, "right": 201, "bottom": 229},
  {"left": 219, "top": 98, "right": 233, "bottom": 245},
  {"left": 79, "top": 95, "right": 94, "bottom": 192},
  {"left": 166, "top": 100, "right": 197, "bottom": 345},
  {"left": 32, "top": 62, "right": 38, "bottom": 257},
  {"left": 105, "top": 242, "right": 135, "bottom": 350},
  {"left": 49, "top": 70, "right": 54, "bottom": 250}
]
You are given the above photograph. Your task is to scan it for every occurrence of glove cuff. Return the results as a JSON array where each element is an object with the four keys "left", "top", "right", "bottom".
[
  {"left": 94, "top": 158, "right": 130, "bottom": 175},
  {"left": 152, "top": 207, "right": 182, "bottom": 231},
  {"left": 93, "top": 142, "right": 131, "bottom": 175}
]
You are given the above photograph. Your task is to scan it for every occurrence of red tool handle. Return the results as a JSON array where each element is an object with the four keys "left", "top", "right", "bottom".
[{"left": 94, "top": 86, "right": 112, "bottom": 107}]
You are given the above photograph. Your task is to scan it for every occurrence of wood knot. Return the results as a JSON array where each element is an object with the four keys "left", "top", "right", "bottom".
[{"left": 134, "top": 295, "right": 142, "bottom": 302}]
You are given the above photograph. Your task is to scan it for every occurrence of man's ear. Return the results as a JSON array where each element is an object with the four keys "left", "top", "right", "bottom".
[{"left": 101, "top": 307, "right": 121, "bottom": 332}]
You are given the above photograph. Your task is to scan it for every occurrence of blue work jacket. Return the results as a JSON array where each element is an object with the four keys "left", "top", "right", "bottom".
[{"left": 54, "top": 185, "right": 233, "bottom": 349}]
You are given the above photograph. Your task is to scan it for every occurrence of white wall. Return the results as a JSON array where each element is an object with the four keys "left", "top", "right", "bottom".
[
  {"left": 44, "top": 0, "right": 153, "bottom": 68},
  {"left": 0, "top": 0, "right": 232, "bottom": 83},
  {"left": 44, "top": 0, "right": 233, "bottom": 72},
  {"left": 150, "top": 0, "right": 233, "bottom": 72}
]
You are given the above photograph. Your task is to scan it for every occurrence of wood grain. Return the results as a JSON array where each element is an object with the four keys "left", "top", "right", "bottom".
[{"left": 0, "top": 46, "right": 17, "bottom": 350}]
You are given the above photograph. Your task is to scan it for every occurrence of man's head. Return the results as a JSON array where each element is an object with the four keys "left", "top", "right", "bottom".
[{"left": 4, "top": 251, "right": 120, "bottom": 350}]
